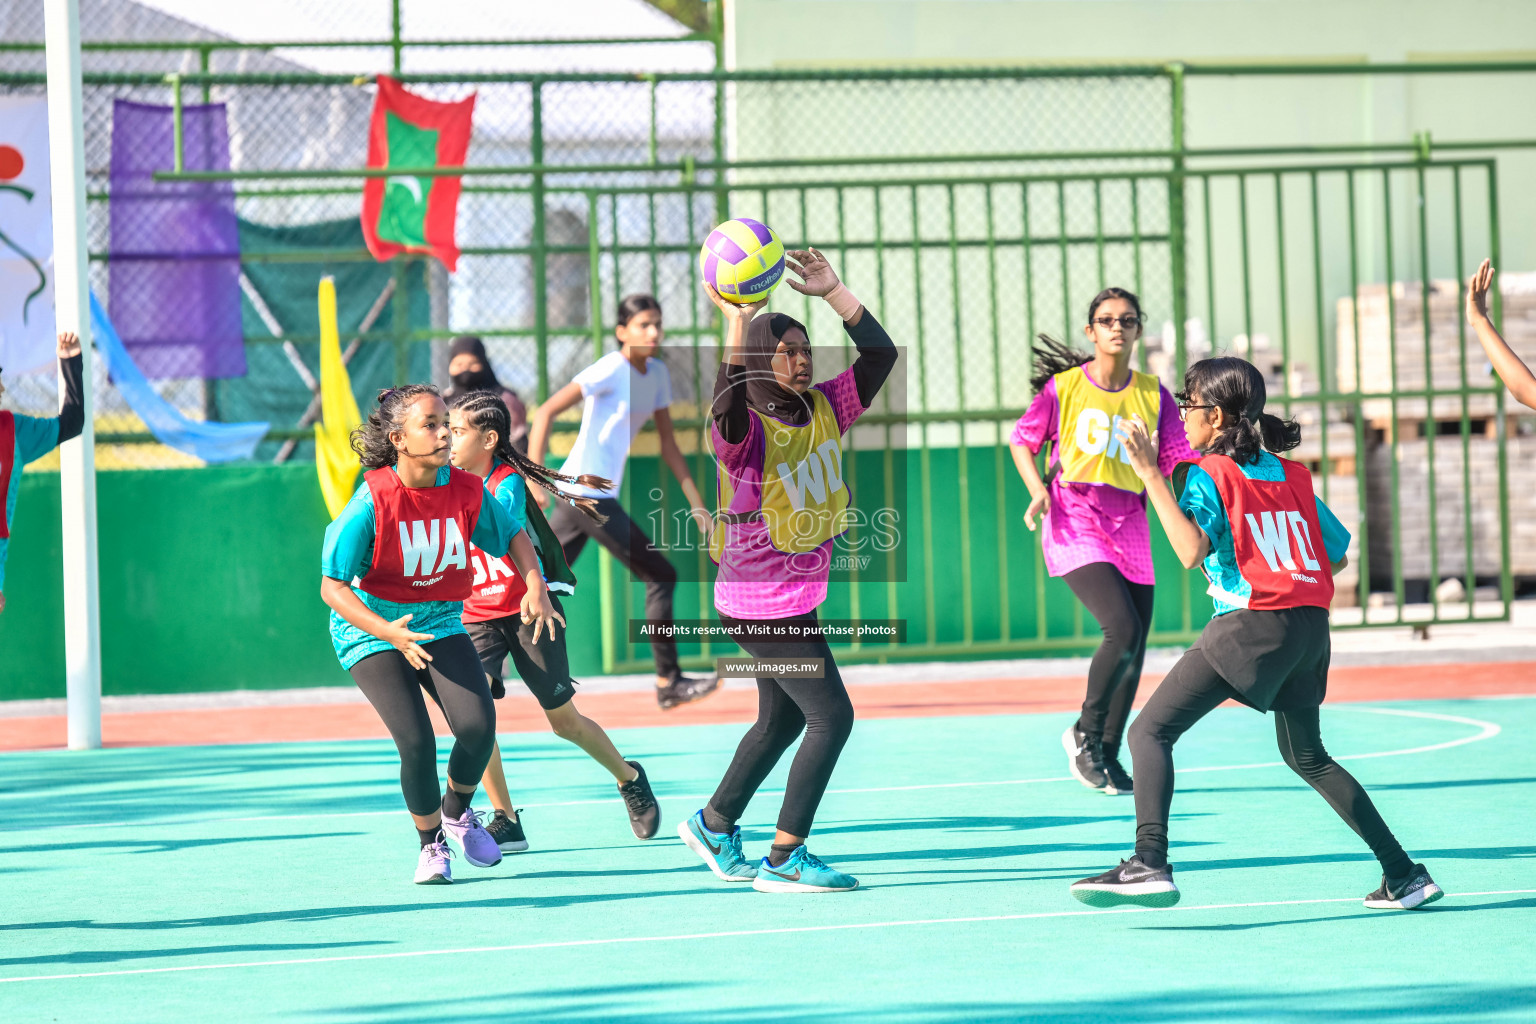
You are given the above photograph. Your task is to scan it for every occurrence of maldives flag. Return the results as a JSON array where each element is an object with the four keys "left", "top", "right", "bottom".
[{"left": 361, "top": 75, "right": 475, "bottom": 272}]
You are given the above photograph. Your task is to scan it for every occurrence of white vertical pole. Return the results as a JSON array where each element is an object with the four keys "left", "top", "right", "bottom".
[{"left": 44, "top": 0, "right": 101, "bottom": 750}]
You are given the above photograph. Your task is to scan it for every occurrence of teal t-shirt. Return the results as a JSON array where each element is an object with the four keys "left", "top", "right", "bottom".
[
  {"left": 321, "top": 465, "right": 514, "bottom": 670},
  {"left": 1, "top": 413, "right": 63, "bottom": 591},
  {"left": 1178, "top": 451, "right": 1350, "bottom": 617},
  {"left": 485, "top": 460, "right": 545, "bottom": 579}
]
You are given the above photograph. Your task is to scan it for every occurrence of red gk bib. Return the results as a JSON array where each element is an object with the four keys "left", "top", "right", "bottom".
[
  {"left": 462, "top": 462, "right": 530, "bottom": 622},
  {"left": 358, "top": 465, "right": 483, "bottom": 603},
  {"left": 1200, "top": 454, "right": 1334, "bottom": 611}
]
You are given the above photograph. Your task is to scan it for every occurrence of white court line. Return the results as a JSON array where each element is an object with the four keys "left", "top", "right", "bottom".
[
  {"left": 4, "top": 704, "right": 1504, "bottom": 835},
  {"left": 3, "top": 888, "right": 1533, "bottom": 986}
]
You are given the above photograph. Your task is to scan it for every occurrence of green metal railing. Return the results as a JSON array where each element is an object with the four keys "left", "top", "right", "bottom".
[
  {"left": 577, "top": 152, "right": 1513, "bottom": 672},
  {"left": 0, "top": 52, "right": 1529, "bottom": 662}
]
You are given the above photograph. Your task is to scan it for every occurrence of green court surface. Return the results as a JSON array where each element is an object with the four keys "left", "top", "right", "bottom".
[{"left": 3, "top": 697, "right": 1534, "bottom": 1022}]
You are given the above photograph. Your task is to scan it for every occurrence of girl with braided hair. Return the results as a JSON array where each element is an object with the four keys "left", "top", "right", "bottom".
[
  {"left": 320, "top": 384, "right": 516, "bottom": 884},
  {"left": 1010, "top": 287, "right": 1196, "bottom": 797},
  {"left": 449, "top": 390, "right": 661, "bottom": 849}
]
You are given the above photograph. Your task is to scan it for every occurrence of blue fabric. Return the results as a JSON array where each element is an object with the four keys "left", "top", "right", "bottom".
[
  {"left": 488, "top": 460, "right": 545, "bottom": 580},
  {"left": 1179, "top": 452, "right": 1350, "bottom": 617},
  {"left": 89, "top": 292, "right": 268, "bottom": 463},
  {"left": 321, "top": 465, "right": 514, "bottom": 669},
  {"left": 1, "top": 413, "right": 64, "bottom": 590}
]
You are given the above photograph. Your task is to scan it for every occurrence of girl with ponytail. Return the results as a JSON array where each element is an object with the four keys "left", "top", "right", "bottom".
[
  {"left": 1009, "top": 288, "right": 1196, "bottom": 797},
  {"left": 321, "top": 384, "right": 518, "bottom": 884},
  {"left": 449, "top": 390, "right": 662, "bottom": 850},
  {"left": 1071, "top": 356, "right": 1442, "bottom": 912}
]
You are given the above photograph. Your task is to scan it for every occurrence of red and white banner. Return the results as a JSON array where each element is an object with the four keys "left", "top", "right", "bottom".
[{"left": 0, "top": 96, "right": 55, "bottom": 375}]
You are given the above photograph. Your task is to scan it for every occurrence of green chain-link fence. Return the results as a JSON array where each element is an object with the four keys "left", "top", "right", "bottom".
[{"left": 2, "top": 4, "right": 1535, "bottom": 669}]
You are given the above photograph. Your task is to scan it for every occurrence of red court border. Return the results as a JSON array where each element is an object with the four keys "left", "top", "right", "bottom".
[{"left": 3, "top": 662, "right": 1532, "bottom": 753}]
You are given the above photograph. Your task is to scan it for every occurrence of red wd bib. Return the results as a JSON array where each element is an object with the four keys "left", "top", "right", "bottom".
[
  {"left": 358, "top": 465, "right": 483, "bottom": 603},
  {"left": 462, "top": 462, "right": 529, "bottom": 623},
  {"left": 0, "top": 413, "right": 14, "bottom": 540},
  {"left": 1199, "top": 453, "right": 1334, "bottom": 611}
]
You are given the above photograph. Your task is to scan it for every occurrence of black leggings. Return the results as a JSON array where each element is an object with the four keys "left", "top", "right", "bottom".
[
  {"left": 707, "top": 612, "right": 856, "bottom": 838},
  {"left": 1127, "top": 646, "right": 1413, "bottom": 878},
  {"left": 349, "top": 633, "right": 497, "bottom": 817},
  {"left": 1064, "top": 562, "right": 1154, "bottom": 755},
  {"left": 552, "top": 496, "right": 680, "bottom": 680}
]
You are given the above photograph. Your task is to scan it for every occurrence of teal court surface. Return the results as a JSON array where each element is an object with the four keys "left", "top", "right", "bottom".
[{"left": 2, "top": 696, "right": 1534, "bottom": 1022}]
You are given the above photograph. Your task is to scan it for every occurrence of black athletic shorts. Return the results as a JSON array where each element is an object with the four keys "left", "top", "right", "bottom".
[{"left": 463, "top": 595, "right": 576, "bottom": 712}]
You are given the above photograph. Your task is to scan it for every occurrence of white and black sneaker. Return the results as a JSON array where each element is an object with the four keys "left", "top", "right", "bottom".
[
  {"left": 1103, "top": 754, "right": 1133, "bottom": 796},
  {"left": 1062, "top": 723, "right": 1110, "bottom": 790},
  {"left": 487, "top": 809, "right": 529, "bottom": 854},
  {"left": 1071, "top": 855, "right": 1180, "bottom": 908},
  {"left": 1364, "top": 863, "right": 1444, "bottom": 910}
]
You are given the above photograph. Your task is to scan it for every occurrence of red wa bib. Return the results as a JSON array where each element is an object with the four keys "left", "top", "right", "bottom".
[
  {"left": 0, "top": 412, "right": 14, "bottom": 540},
  {"left": 1200, "top": 453, "right": 1334, "bottom": 611},
  {"left": 358, "top": 465, "right": 483, "bottom": 603},
  {"left": 461, "top": 462, "right": 529, "bottom": 623}
]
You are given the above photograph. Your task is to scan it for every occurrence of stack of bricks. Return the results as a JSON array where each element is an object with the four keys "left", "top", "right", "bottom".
[
  {"left": 1336, "top": 272, "right": 1536, "bottom": 426},
  {"left": 1364, "top": 432, "right": 1534, "bottom": 582},
  {"left": 1335, "top": 274, "right": 1532, "bottom": 588}
]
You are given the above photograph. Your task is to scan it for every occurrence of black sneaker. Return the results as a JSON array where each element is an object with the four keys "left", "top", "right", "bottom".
[
  {"left": 618, "top": 760, "right": 660, "bottom": 839},
  {"left": 1070, "top": 855, "right": 1180, "bottom": 908},
  {"left": 1062, "top": 724, "right": 1109, "bottom": 790},
  {"left": 1364, "top": 863, "right": 1444, "bottom": 910},
  {"left": 1103, "top": 754, "right": 1133, "bottom": 796},
  {"left": 486, "top": 809, "right": 528, "bottom": 854},
  {"left": 657, "top": 674, "right": 720, "bottom": 711}
]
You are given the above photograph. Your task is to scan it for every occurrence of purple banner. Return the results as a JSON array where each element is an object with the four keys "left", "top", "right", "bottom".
[{"left": 109, "top": 100, "right": 245, "bottom": 379}]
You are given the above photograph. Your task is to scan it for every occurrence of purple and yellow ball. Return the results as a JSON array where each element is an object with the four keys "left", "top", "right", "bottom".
[{"left": 699, "top": 218, "right": 786, "bottom": 304}]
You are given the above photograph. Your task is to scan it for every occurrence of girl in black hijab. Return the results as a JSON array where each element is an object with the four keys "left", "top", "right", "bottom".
[{"left": 445, "top": 335, "right": 528, "bottom": 449}]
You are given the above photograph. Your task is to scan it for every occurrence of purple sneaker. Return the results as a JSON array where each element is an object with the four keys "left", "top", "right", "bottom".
[
  {"left": 414, "top": 840, "right": 453, "bottom": 885},
  {"left": 440, "top": 807, "right": 503, "bottom": 868}
]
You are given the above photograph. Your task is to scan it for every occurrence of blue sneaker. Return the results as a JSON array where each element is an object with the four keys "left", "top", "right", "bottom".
[
  {"left": 678, "top": 810, "right": 757, "bottom": 883},
  {"left": 752, "top": 845, "right": 858, "bottom": 893}
]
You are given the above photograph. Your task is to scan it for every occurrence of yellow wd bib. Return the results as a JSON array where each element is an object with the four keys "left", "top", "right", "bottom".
[
  {"left": 712, "top": 389, "right": 851, "bottom": 560},
  {"left": 1054, "top": 366, "right": 1163, "bottom": 493}
]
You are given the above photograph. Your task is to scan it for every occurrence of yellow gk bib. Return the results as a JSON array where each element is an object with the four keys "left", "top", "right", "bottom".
[
  {"left": 712, "top": 389, "right": 851, "bottom": 560},
  {"left": 1054, "top": 366, "right": 1163, "bottom": 494}
]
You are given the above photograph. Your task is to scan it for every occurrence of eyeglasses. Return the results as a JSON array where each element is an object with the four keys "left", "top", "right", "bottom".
[
  {"left": 1177, "top": 403, "right": 1215, "bottom": 421},
  {"left": 1090, "top": 315, "right": 1143, "bottom": 330}
]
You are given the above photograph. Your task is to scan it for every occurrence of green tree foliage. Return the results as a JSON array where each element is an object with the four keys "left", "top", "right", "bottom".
[{"left": 641, "top": 0, "right": 712, "bottom": 34}]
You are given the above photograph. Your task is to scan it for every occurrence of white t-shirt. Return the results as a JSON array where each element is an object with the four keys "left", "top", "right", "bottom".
[{"left": 560, "top": 351, "right": 673, "bottom": 499}]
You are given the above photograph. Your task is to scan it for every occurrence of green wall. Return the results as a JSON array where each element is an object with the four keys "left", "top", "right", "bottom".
[{"left": 1, "top": 452, "right": 1212, "bottom": 700}]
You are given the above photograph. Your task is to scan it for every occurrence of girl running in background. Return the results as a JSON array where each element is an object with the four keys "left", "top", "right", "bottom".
[
  {"left": 679, "top": 248, "right": 897, "bottom": 894},
  {"left": 320, "top": 384, "right": 516, "bottom": 885},
  {"left": 448, "top": 390, "right": 661, "bottom": 852},
  {"left": 0, "top": 331, "right": 83, "bottom": 615},
  {"left": 527, "top": 295, "right": 719, "bottom": 711},
  {"left": 1070, "top": 357, "right": 1441, "bottom": 911},
  {"left": 1466, "top": 258, "right": 1536, "bottom": 411},
  {"left": 1009, "top": 289, "right": 1195, "bottom": 796}
]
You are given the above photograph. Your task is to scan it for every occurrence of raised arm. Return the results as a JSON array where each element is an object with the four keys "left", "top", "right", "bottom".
[
  {"left": 56, "top": 331, "right": 84, "bottom": 444},
  {"left": 527, "top": 380, "right": 586, "bottom": 468},
  {"left": 785, "top": 248, "right": 897, "bottom": 406},
  {"left": 1119, "top": 415, "right": 1210, "bottom": 569},
  {"left": 1466, "top": 259, "right": 1536, "bottom": 411},
  {"left": 653, "top": 407, "right": 712, "bottom": 538},
  {"left": 705, "top": 283, "right": 767, "bottom": 445}
]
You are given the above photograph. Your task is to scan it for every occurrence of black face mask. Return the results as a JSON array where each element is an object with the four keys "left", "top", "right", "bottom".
[{"left": 452, "top": 367, "right": 498, "bottom": 392}]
